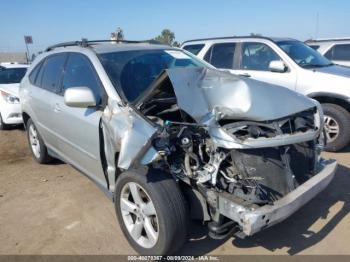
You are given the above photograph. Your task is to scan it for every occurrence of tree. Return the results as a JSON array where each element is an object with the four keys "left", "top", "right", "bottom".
[{"left": 154, "top": 29, "right": 178, "bottom": 46}]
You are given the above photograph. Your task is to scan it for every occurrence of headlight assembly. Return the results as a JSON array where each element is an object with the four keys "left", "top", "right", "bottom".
[{"left": 1, "top": 91, "right": 20, "bottom": 104}]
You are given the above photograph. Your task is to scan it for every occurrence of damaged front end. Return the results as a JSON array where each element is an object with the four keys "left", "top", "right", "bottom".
[{"left": 103, "top": 67, "right": 337, "bottom": 238}]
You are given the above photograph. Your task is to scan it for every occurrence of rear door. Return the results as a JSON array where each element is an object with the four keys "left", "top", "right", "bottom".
[
  {"left": 52, "top": 52, "right": 106, "bottom": 186},
  {"left": 203, "top": 42, "right": 239, "bottom": 72},
  {"left": 28, "top": 54, "right": 67, "bottom": 149}
]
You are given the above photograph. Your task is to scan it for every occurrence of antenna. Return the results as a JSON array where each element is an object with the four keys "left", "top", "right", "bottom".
[{"left": 315, "top": 12, "right": 319, "bottom": 39}]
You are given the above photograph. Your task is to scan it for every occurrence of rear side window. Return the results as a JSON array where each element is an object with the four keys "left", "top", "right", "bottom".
[
  {"left": 41, "top": 54, "right": 67, "bottom": 93},
  {"left": 29, "top": 62, "right": 43, "bottom": 84},
  {"left": 35, "top": 60, "right": 45, "bottom": 87},
  {"left": 204, "top": 43, "right": 236, "bottom": 69},
  {"left": 182, "top": 44, "right": 205, "bottom": 55},
  {"left": 62, "top": 53, "right": 103, "bottom": 104},
  {"left": 240, "top": 42, "right": 281, "bottom": 71},
  {"left": 326, "top": 44, "right": 350, "bottom": 61},
  {"left": 324, "top": 48, "right": 332, "bottom": 59}
]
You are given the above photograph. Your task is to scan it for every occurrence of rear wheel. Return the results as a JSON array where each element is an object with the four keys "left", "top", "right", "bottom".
[
  {"left": 0, "top": 114, "right": 8, "bottom": 130},
  {"left": 26, "top": 119, "right": 52, "bottom": 164},
  {"left": 114, "top": 170, "right": 188, "bottom": 255},
  {"left": 322, "top": 103, "right": 350, "bottom": 152}
]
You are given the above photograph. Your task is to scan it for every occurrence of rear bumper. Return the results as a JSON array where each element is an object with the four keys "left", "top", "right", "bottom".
[{"left": 218, "top": 159, "right": 337, "bottom": 236}]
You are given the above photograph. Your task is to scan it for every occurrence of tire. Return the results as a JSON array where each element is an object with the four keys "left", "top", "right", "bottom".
[
  {"left": 114, "top": 169, "right": 188, "bottom": 255},
  {"left": 0, "top": 113, "right": 8, "bottom": 130},
  {"left": 322, "top": 103, "right": 350, "bottom": 152},
  {"left": 26, "top": 118, "right": 53, "bottom": 164}
]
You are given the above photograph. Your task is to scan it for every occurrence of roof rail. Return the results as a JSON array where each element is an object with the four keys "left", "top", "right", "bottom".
[
  {"left": 181, "top": 35, "right": 277, "bottom": 45},
  {"left": 181, "top": 35, "right": 298, "bottom": 45},
  {"left": 45, "top": 38, "right": 165, "bottom": 51},
  {"left": 305, "top": 37, "right": 350, "bottom": 43}
]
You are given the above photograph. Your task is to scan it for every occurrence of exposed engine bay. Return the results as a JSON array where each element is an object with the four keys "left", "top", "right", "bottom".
[
  {"left": 102, "top": 67, "right": 336, "bottom": 238},
  {"left": 137, "top": 71, "right": 321, "bottom": 206}
]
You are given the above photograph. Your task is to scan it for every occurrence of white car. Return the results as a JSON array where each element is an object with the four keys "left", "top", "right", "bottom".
[
  {"left": 182, "top": 36, "right": 350, "bottom": 151},
  {"left": 0, "top": 63, "right": 28, "bottom": 129},
  {"left": 306, "top": 38, "right": 350, "bottom": 67}
]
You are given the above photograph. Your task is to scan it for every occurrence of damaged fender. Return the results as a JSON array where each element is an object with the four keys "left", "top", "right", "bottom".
[{"left": 101, "top": 100, "right": 158, "bottom": 181}]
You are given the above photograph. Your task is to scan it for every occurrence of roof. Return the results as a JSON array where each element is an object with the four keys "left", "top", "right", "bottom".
[
  {"left": 0, "top": 62, "right": 29, "bottom": 69},
  {"left": 182, "top": 36, "right": 297, "bottom": 45},
  {"left": 92, "top": 43, "right": 174, "bottom": 54}
]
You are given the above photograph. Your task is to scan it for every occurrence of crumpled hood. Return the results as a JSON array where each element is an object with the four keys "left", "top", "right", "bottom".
[
  {"left": 107, "top": 67, "right": 320, "bottom": 170},
  {"left": 165, "top": 67, "right": 316, "bottom": 122},
  {"left": 0, "top": 83, "right": 20, "bottom": 97},
  {"left": 311, "top": 64, "right": 350, "bottom": 78}
]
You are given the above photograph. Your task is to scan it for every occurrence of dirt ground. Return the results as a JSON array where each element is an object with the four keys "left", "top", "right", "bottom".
[{"left": 0, "top": 127, "right": 349, "bottom": 255}]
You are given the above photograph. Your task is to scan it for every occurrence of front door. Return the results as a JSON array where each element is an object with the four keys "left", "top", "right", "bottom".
[
  {"left": 233, "top": 42, "right": 297, "bottom": 90},
  {"left": 52, "top": 53, "right": 106, "bottom": 187}
]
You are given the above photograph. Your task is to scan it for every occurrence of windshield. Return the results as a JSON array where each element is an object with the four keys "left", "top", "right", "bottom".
[
  {"left": 277, "top": 40, "right": 332, "bottom": 68},
  {"left": 99, "top": 49, "right": 207, "bottom": 102},
  {"left": 0, "top": 67, "right": 27, "bottom": 84}
]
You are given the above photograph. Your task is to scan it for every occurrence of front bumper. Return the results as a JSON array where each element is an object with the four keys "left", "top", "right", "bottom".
[
  {"left": 218, "top": 159, "right": 337, "bottom": 236},
  {"left": 0, "top": 102, "right": 23, "bottom": 125}
]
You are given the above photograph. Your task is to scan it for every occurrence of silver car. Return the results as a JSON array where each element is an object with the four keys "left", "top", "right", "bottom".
[{"left": 20, "top": 40, "right": 337, "bottom": 255}]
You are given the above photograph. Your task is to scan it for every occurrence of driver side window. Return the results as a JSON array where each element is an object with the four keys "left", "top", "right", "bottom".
[{"left": 240, "top": 42, "right": 281, "bottom": 71}]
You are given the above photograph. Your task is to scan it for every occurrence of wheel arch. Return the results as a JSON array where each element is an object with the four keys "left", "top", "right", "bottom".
[
  {"left": 308, "top": 92, "right": 350, "bottom": 112},
  {"left": 22, "top": 111, "right": 31, "bottom": 128}
]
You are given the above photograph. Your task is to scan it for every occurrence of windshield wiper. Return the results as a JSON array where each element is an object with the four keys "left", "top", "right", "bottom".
[{"left": 302, "top": 63, "right": 333, "bottom": 68}]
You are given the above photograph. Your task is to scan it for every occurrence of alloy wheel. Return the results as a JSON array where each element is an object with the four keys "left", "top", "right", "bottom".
[
  {"left": 324, "top": 115, "right": 340, "bottom": 143},
  {"left": 120, "top": 182, "right": 159, "bottom": 249},
  {"left": 29, "top": 124, "right": 41, "bottom": 159}
]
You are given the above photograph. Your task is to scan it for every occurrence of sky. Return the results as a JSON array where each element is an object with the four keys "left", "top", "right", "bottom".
[{"left": 1, "top": 0, "right": 349, "bottom": 54}]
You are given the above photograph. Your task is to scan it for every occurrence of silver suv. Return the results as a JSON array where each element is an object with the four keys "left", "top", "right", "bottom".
[
  {"left": 20, "top": 40, "right": 337, "bottom": 255},
  {"left": 182, "top": 36, "right": 350, "bottom": 152}
]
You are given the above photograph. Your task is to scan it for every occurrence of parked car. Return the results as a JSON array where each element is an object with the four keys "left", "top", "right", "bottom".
[
  {"left": 0, "top": 63, "right": 28, "bottom": 129},
  {"left": 182, "top": 36, "right": 350, "bottom": 151},
  {"left": 306, "top": 38, "right": 350, "bottom": 67},
  {"left": 20, "top": 40, "right": 337, "bottom": 255}
]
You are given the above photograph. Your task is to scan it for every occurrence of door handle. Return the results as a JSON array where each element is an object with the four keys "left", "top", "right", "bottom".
[
  {"left": 54, "top": 103, "right": 62, "bottom": 112},
  {"left": 239, "top": 73, "right": 251, "bottom": 78}
]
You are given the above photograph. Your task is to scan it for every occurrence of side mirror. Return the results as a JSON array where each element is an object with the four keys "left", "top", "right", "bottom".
[
  {"left": 269, "top": 60, "right": 287, "bottom": 73},
  {"left": 64, "top": 87, "right": 96, "bottom": 108}
]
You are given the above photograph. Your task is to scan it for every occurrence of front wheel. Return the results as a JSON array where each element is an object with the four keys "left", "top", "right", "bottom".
[
  {"left": 114, "top": 170, "right": 188, "bottom": 255},
  {"left": 322, "top": 103, "right": 350, "bottom": 152}
]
